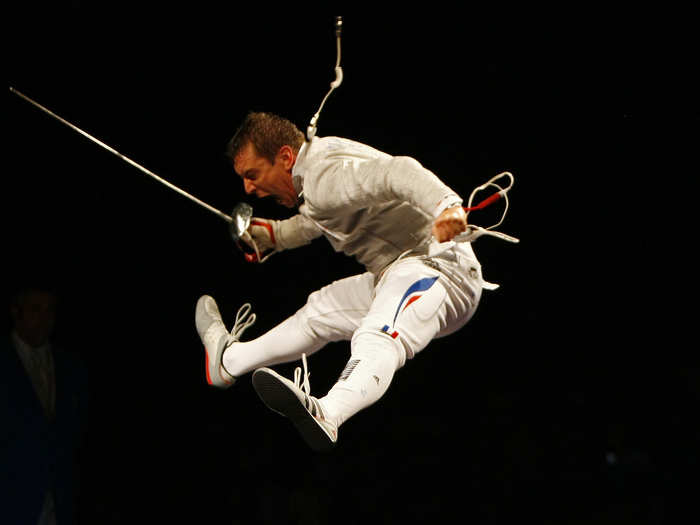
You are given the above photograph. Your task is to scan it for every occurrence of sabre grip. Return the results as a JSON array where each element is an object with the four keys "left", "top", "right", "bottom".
[{"left": 237, "top": 219, "right": 277, "bottom": 263}]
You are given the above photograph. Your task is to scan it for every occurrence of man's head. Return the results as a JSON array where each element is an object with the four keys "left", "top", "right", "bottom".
[
  {"left": 10, "top": 285, "right": 57, "bottom": 349},
  {"left": 226, "top": 112, "right": 305, "bottom": 208}
]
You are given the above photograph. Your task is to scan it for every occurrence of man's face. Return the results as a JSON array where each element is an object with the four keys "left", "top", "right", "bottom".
[
  {"left": 234, "top": 142, "right": 298, "bottom": 208},
  {"left": 12, "top": 290, "right": 56, "bottom": 348}
]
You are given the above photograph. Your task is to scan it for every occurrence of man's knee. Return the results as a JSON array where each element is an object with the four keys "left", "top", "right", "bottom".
[
  {"left": 350, "top": 328, "right": 405, "bottom": 370},
  {"left": 293, "top": 285, "right": 356, "bottom": 342}
]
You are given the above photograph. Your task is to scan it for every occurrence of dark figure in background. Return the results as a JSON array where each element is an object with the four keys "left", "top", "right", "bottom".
[{"left": 1, "top": 283, "right": 88, "bottom": 525}]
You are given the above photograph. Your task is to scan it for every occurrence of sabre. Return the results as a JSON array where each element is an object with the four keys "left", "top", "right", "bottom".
[
  {"left": 11, "top": 16, "right": 344, "bottom": 261},
  {"left": 9, "top": 86, "right": 236, "bottom": 226}
]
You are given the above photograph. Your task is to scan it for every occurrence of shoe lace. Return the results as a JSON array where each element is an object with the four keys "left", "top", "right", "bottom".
[
  {"left": 293, "top": 354, "right": 335, "bottom": 432},
  {"left": 230, "top": 303, "right": 256, "bottom": 341},
  {"left": 293, "top": 353, "right": 311, "bottom": 397},
  {"left": 294, "top": 353, "right": 328, "bottom": 420}
]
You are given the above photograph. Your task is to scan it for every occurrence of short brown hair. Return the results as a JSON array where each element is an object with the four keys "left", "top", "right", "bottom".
[{"left": 226, "top": 111, "right": 305, "bottom": 165}]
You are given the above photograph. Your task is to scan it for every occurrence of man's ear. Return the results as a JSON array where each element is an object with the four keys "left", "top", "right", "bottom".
[{"left": 277, "top": 145, "right": 296, "bottom": 170}]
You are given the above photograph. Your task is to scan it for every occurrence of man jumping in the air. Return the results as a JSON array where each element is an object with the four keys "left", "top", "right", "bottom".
[{"left": 196, "top": 111, "right": 510, "bottom": 451}]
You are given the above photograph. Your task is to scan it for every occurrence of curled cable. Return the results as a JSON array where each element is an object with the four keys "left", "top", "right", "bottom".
[
  {"left": 307, "top": 17, "right": 343, "bottom": 141},
  {"left": 464, "top": 171, "right": 514, "bottom": 230}
]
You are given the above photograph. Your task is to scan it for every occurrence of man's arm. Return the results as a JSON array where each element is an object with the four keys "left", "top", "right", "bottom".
[{"left": 306, "top": 155, "right": 466, "bottom": 241}]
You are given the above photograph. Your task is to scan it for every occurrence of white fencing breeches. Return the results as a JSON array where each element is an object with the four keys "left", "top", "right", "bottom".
[{"left": 223, "top": 244, "right": 484, "bottom": 427}]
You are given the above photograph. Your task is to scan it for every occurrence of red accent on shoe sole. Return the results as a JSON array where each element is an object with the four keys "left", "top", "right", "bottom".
[{"left": 205, "top": 348, "right": 213, "bottom": 385}]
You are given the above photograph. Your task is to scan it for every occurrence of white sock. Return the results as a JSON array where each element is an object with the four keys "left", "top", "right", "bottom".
[{"left": 223, "top": 314, "right": 324, "bottom": 377}]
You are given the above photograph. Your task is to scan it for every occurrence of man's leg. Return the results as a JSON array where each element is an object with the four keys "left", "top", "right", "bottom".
[
  {"left": 248, "top": 253, "right": 483, "bottom": 450},
  {"left": 222, "top": 272, "right": 375, "bottom": 378},
  {"left": 319, "top": 257, "right": 482, "bottom": 428},
  {"left": 246, "top": 273, "right": 376, "bottom": 450}
]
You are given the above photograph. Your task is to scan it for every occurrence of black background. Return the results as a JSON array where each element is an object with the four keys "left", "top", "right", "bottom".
[{"left": 5, "top": 5, "right": 698, "bottom": 524}]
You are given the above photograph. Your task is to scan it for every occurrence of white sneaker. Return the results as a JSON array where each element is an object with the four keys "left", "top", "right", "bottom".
[
  {"left": 253, "top": 354, "right": 338, "bottom": 452},
  {"left": 195, "top": 295, "right": 256, "bottom": 388}
]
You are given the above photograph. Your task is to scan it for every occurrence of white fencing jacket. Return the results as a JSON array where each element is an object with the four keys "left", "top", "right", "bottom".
[{"left": 283, "top": 136, "right": 467, "bottom": 275}]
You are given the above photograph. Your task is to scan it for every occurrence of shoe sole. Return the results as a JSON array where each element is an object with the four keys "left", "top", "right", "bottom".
[{"left": 252, "top": 368, "right": 336, "bottom": 452}]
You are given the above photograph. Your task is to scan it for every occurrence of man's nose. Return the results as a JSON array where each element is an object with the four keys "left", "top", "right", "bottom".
[{"left": 243, "top": 179, "right": 255, "bottom": 194}]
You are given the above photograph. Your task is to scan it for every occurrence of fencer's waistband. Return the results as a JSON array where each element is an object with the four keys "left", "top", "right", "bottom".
[{"left": 373, "top": 242, "right": 498, "bottom": 290}]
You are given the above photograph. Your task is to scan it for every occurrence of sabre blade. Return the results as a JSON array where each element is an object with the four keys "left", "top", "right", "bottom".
[{"left": 9, "top": 87, "right": 232, "bottom": 223}]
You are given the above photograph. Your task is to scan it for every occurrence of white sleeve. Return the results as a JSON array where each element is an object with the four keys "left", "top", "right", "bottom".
[
  {"left": 306, "top": 156, "right": 462, "bottom": 218},
  {"left": 272, "top": 213, "right": 323, "bottom": 250}
]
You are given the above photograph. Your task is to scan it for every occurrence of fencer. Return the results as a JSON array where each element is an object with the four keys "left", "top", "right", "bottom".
[{"left": 196, "top": 111, "right": 509, "bottom": 451}]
